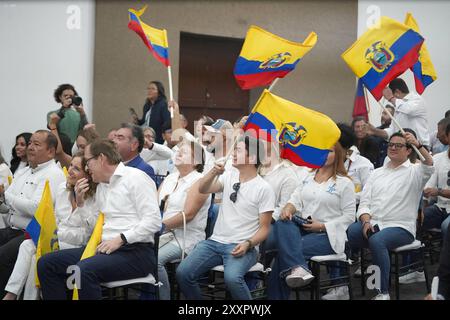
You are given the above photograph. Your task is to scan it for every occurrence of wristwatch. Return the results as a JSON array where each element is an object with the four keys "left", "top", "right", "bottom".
[{"left": 120, "top": 233, "right": 128, "bottom": 245}]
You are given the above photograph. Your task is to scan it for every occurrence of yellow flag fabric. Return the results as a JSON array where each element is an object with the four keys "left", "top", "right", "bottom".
[
  {"left": 72, "top": 212, "right": 104, "bottom": 300},
  {"left": 62, "top": 167, "right": 69, "bottom": 178},
  {"left": 244, "top": 90, "right": 340, "bottom": 168},
  {"left": 341, "top": 16, "right": 424, "bottom": 100},
  {"left": 234, "top": 25, "right": 317, "bottom": 89},
  {"left": 404, "top": 12, "right": 437, "bottom": 94},
  {"left": 25, "top": 180, "right": 59, "bottom": 287}
]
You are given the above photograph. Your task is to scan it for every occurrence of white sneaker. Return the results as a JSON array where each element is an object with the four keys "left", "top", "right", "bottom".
[
  {"left": 371, "top": 293, "right": 390, "bottom": 300},
  {"left": 399, "top": 271, "right": 426, "bottom": 284},
  {"left": 321, "top": 286, "right": 349, "bottom": 300},
  {"left": 285, "top": 266, "right": 314, "bottom": 288}
]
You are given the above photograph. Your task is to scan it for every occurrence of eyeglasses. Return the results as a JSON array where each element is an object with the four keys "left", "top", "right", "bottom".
[
  {"left": 229, "top": 182, "right": 241, "bottom": 203},
  {"left": 387, "top": 142, "right": 407, "bottom": 149},
  {"left": 85, "top": 155, "right": 98, "bottom": 171}
]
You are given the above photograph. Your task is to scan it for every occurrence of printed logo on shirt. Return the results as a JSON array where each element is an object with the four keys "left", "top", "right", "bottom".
[{"left": 326, "top": 183, "right": 337, "bottom": 194}]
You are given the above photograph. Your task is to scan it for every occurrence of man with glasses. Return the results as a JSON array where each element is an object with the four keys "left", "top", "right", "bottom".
[
  {"left": 423, "top": 122, "right": 450, "bottom": 240},
  {"left": 37, "top": 139, "right": 161, "bottom": 299},
  {"left": 176, "top": 135, "right": 275, "bottom": 300},
  {"left": 347, "top": 130, "right": 434, "bottom": 300}
]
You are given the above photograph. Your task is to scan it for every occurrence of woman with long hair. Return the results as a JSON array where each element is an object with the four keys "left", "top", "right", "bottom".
[
  {"left": 267, "top": 143, "right": 356, "bottom": 300},
  {"left": 10, "top": 133, "right": 32, "bottom": 175}
]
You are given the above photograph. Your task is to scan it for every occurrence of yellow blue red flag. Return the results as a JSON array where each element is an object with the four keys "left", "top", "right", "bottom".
[
  {"left": 73, "top": 212, "right": 104, "bottom": 300},
  {"left": 404, "top": 13, "right": 437, "bottom": 94},
  {"left": 26, "top": 180, "right": 59, "bottom": 286},
  {"left": 342, "top": 16, "right": 424, "bottom": 100},
  {"left": 128, "top": 5, "right": 170, "bottom": 67},
  {"left": 244, "top": 90, "right": 340, "bottom": 168},
  {"left": 234, "top": 25, "right": 317, "bottom": 90}
]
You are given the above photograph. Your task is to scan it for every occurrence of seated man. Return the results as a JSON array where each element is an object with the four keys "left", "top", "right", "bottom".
[
  {"left": 0, "top": 130, "right": 65, "bottom": 298},
  {"left": 422, "top": 121, "right": 450, "bottom": 238},
  {"left": 176, "top": 135, "right": 275, "bottom": 300},
  {"left": 347, "top": 131, "right": 433, "bottom": 300},
  {"left": 37, "top": 139, "right": 162, "bottom": 300}
]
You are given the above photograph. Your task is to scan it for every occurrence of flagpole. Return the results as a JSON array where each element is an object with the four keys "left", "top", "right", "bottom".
[
  {"left": 268, "top": 78, "right": 279, "bottom": 92},
  {"left": 369, "top": 90, "right": 425, "bottom": 161},
  {"left": 167, "top": 65, "right": 174, "bottom": 118},
  {"left": 362, "top": 85, "right": 370, "bottom": 120}
]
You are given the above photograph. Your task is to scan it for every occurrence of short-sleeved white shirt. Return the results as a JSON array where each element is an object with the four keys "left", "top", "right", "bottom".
[{"left": 210, "top": 170, "right": 275, "bottom": 244}]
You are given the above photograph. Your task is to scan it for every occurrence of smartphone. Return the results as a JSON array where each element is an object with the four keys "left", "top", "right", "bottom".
[
  {"left": 367, "top": 224, "right": 380, "bottom": 238},
  {"left": 292, "top": 214, "right": 312, "bottom": 226}
]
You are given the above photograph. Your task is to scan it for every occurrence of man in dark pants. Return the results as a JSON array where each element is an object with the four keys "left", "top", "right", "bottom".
[
  {"left": 0, "top": 130, "right": 65, "bottom": 298},
  {"left": 37, "top": 140, "right": 161, "bottom": 300}
]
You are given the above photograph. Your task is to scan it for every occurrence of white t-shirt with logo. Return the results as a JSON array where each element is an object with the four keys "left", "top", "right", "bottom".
[{"left": 210, "top": 170, "right": 275, "bottom": 244}]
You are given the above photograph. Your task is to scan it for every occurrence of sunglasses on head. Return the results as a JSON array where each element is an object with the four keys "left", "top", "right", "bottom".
[{"left": 230, "top": 182, "right": 241, "bottom": 203}]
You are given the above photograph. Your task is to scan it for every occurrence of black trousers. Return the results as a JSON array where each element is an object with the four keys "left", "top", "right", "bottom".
[{"left": 0, "top": 227, "right": 26, "bottom": 298}]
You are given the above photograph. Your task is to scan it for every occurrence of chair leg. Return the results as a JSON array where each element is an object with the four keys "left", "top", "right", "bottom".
[
  {"left": 347, "top": 262, "right": 353, "bottom": 300},
  {"left": 420, "top": 247, "right": 431, "bottom": 293},
  {"left": 314, "top": 262, "right": 321, "bottom": 300},
  {"left": 394, "top": 252, "right": 400, "bottom": 300}
]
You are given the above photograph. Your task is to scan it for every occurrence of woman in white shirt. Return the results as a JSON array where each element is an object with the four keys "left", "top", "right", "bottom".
[
  {"left": 267, "top": 142, "right": 356, "bottom": 300},
  {"left": 157, "top": 140, "right": 211, "bottom": 300},
  {"left": 10, "top": 132, "right": 32, "bottom": 175},
  {"left": 3, "top": 152, "right": 98, "bottom": 300},
  {"left": 0, "top": 151, "right": 13, "bottom": 191}
]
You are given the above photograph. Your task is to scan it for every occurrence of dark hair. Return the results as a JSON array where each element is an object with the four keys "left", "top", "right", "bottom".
[
  {"left": 10, "top": 132, "right": 32, "bottom": 174},
  {"left": 389, "top": 78, "right": 409, "bottom": 94},
  {"left": 239, "top": 134, "right": 264, "bottom": 168},
  {"left": 120, "top": 123, "right": 145, "bottom": 153},
  {"left": 69, "top": 151, "right": 97, "bottom": 199},
  {"left": 89, "top": 139, "right": 121, "bottom": 165},
  {"left": 54, "top": 84, "right": 78, "bottom": 103},
  {"left": 161, "top": 120, "right": 172, "bottom": 133},
  {"left": 389, "top": 129, "right": 417, "bottom": 163},
  {"left": 148, "top": 81, "right": 166, "bottom": 101},
  {"left": 445, "top": 110, "right": 450, "bottom": 118},
  {"left": 438, "top": 117, "right": 450, "bottom": 128},
  {"left": 337, "top": 123, "right": 356, "bottom": 150},
  {"left": 200, "top": 115, "right": 214, "bottom": 127},
  {"left": 35, "top": 130, "right": 58, "bottom": 151},
  {"left": 446, "top": 123, "right": 450, "bottom": 136},
  {"left": 385, "top": 105, "right": 395, "bottom": 114},
  {"left": 351, "top": 116, "right": 367, "bottom": 129}
]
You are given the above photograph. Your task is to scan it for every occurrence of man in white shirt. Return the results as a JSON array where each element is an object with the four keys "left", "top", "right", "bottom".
[
  {"left": 347, "top": 131, "right": 434, "bottom": 300},
  {"left": 423, "top": 123, "right": 450, "bottom": 238},
  {"left": 37, "top": 139, "right": 161, "bottom": 300},
  {"left": 176, "top": 135, "right": 275, "bottom": 300},
  {"left": 141, "top": 127, "right": 173, "bottom": 176},
  {"left": 0, "top": 130, "right": 65, "bottom": 297},
  {"left": 429, "top": 117, "right": 450, "bottom": 155},
  {"left": 368, "top": 78, "right": 430, "bottom": 147}
]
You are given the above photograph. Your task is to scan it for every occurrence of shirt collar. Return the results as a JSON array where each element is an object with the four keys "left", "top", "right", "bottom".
[
  {"left": 385, "top": 158, "right": 412, "bottom": 169},
  {"left": 30, "top": 159, "right": 56, "bottom": 174},
  {"left": 125, "top": 154, "right": 141, "bottom": 166}
]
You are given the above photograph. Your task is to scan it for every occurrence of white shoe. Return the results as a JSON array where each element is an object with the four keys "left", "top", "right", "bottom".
[
  {"left": 285, "top": 266, "right": 314, "bottom": 288},
  {"left": 321, "top": 286, "right": 349, "bottom": 300},
  {"left": 399, "top": 271, "right": 426, "bottom": 284},
  {"left": 371, "top": 293, "right": 390, "bottom": 300}
]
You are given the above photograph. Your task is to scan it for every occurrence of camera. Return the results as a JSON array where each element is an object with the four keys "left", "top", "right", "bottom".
[
  {"left": 292, "top": 214, "right": 312, "bottom": 226},
  {"left": 366, "top": 224, "right": 380, "bottom": 238},
  {"left": 56, "top": 107, "right": 65, "bottom": 119},
  {"left": 71, "top": 95, "right": 83, "bottom": 106}
]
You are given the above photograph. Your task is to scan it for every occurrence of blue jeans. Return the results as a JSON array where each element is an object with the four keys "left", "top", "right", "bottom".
[
  {"left": 267, "top": 220, "right": 335, "bottom": 300},
  {"left": 422, "top": 205, "right": 450, "bottom": 239},
  {"left": 37, "top": 243, "right": 156, "bottom": 300},
  {"left": 347, "top": 221, "right": 414, "bottom": 294},
  {"left": 176, "top": 239, "right": 257, "bottom": 300},
  {"left": 158, "top": 241, "right": 182, "bottom": 300}
]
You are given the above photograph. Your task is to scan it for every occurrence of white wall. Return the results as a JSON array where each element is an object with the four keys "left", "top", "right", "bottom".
[
  {"left": 358, "top": 0, "right": 450, "bottom": 133},
  {"left": 0, "top": 0, "right": 95, "bottom": 163}
]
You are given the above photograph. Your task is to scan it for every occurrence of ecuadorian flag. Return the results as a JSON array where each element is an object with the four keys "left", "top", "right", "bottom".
[
  {"left": 26, "top": 180, "right": 59, "bottom": 286},
  {"left": 244, "top": 90, "right": 340, "bottom": 168},
  {"left": 342, "top": 16, "right": 424, "bottom": 101},
  {"left": 404, "top": 13, "right": 437, "bottom": 94},
  {"left": 353, "top": 79, "right": 368, "bottom": 120},
  {"left": 234, "top": 26, "right": 317, "bottom": 90},
  {"left": 128, "top": 5, "right": 170, "bottom": 67}
]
